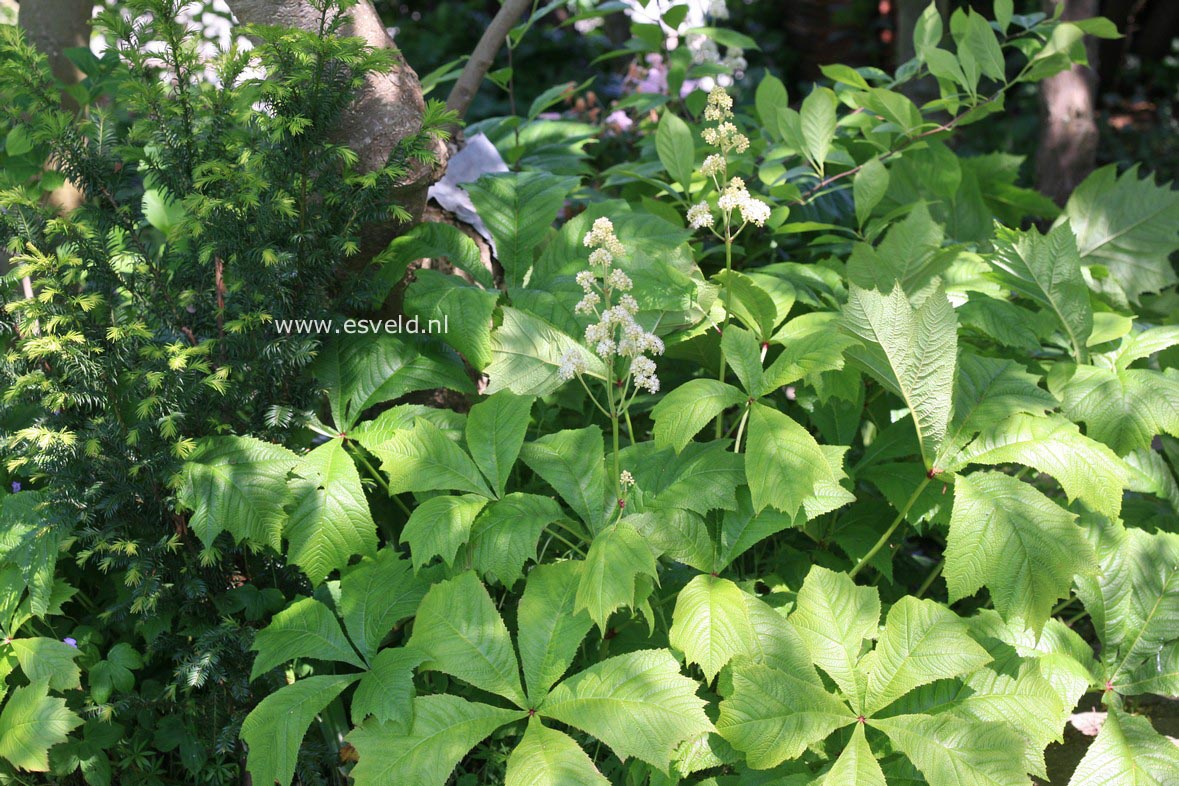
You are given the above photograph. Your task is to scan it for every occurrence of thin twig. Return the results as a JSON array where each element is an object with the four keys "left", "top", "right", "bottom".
[{"left": 445, "top": 0, "right": 534, "bottom": 120}]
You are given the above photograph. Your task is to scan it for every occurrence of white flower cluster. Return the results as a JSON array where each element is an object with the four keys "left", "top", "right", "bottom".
[
  {"left": 558, "top": 218, "right": 664, "bottom": 394},
  {"left": 706, "top": 0, "right": 730, "bottom": 21},
  {"left": 717, "top": 177, "right": 771, "bottom": 226},
  {"left": 686, "top": 88, "right": 772, "bottom": 233},
  {"left": 620, "top": 469, "right": 636, "bottom": 488}
]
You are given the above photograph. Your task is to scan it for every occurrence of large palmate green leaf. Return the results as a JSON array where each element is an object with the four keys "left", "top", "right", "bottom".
[
  {"left": 820, "top": 723, "right": 886, "bottom": 785},
  {"left": 241, "top": 675, "right": 358, "bottom": 786},
  {"left": 1075, "top": 520, "right": 1179, "bottom": 689},
  {"left": 789, "top": 566, "right": 880, "bottom": 704},
  {"left": 861, "top": 597, "right": 991, "bottom": 715},
  {"left": 465, "top": 392, "right": 534, "bottom": 498},
  {"left": 539, "top": 649, "right": 712, "bottom": 770},
  {"left": 313, "top": 334, "right": 473, "bottom": 431},
  {"left": 8, "top": 638, "right": 80, "bottom": 692},
  {"left": 358, "top": 418, "right": 492, "bottom": 498},
  {"left": 746, "top": 402, "right": 851, "bottom": 517},
  {"left": 625, "top": 440, "right": 745, "bottom": 516},
  {"left": 947, "top": 413, "right": 1128, "bottom": 517},
  {"left": 716, "top": 659, "right": 855, "bottom": 769},
  {"left": 988, "top": 222, "right": 1091, "bottom": 361},
  {"left": 669, "top": 575, "right": 758, "bottom": 682},
  {"left": 762, "top": 329, "right": 854, "bottom": 392},
  {"left": 1063, "top": 164, "right": 1179, "bottom": 305},
  {"left": 465, "top": 172, "right": 579, "bottom": 286},
  {"left": 370, "top": 220, "right": 492, "bottom": 299},
  {"left": 939, "top": 354, "right": 1057, "bottom": 461},
  {"left": 347, "top": 695, "right": 525, "bottom": 786},
  {"left": 520, "top": 427, "right": 608, "bottom": 533},
  {"left": 339, "top": 549, "right": 428, "bottom": 662},
  {"left": 176, "top": 436, "right": 299, "bottom": 550},
  {"left": 505, "top": 718, "right": 610, "bottom": 786},
  {"left": 651, "top": 379, "right": 746, "bottom": 453},
  {"left": 250, "top": 596, "right": 364, "bottom": 680},
  {"left": 400, "top": 494, "right": 489, "bottom": 571},
  {"left": 408, "top": 571, "right": 526, "bottom": 707},
  {"left": 350, "top": 647, "right": 425, "bottom": 729},
  {"left": 0, "top": 680, "right": 82, "bottom": 772},
  {"left": 717, "top": 488, "right": 798, "bottom": 570},
  {"left": 517, "top": 561, "right": 594, "bottom": 703},
  {"left": 871, "top": 713, "right": 1030, "bottom": 786},
  {"left": 575, "top": 518, "right": 659, "bottom": 631},
  {"left": 403, "top": 270, "right": 499, "bottom": 370},
  {"left": 1059, "top": 365, "right": 1179, "bottom": 456},
  {"left": 947, "top": 472, "right": 1096, "bottom": 633},
  {"left": 846, "top": 203, "right": 951, "bottom": 297},
  {"left": 1067, "top": 709, "right": 1179, "bottom": 786},
  {"left": 485, "top": 307, "right": 605, "bottom": 396},
  {"left": 0, "top": 491, "right": 59, "bottom": 618},
  {"left": 843, "top": 284, "right": 957, "bottom": 468},
  {"left": 284, "top": 438, "right": 377, "bottom": 585},
  {"left": 468, "top": 493, "right": 563, "bottom": 587}
]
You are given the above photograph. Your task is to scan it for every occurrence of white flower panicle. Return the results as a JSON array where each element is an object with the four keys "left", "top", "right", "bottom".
[
  {"left": 718, "top": 177, "right": 770, "bottom": 227},
  {"left": 558, "top": 217, "right": 663, "bottom": 393},
  {"left": 620, "top": 469, "right": 636, "bottom": 488},
  {"left": 706, "top": 0, "right": 730, "bottom": 21},
  {"left": 701, "top": 153, "right": 726, "bottom": 178},
  {"left": 704, "top": 86, "right": 734, "bottom": 122},
  {"left": 701, "top": 122, "right": 749, "bottom": 154},
  {"left": 687, "top": 201, "right": 714, "bottom": 229}
]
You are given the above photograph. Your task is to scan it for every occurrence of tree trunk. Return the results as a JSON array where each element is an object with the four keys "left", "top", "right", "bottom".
[{"left": 1036, "top": 0, "right": 1100, "bottom": 206}]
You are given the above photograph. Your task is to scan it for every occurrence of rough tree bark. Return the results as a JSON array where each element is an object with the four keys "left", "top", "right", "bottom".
[{"left": 1037, "top": 0, "right": 1101, "bottom": 206}]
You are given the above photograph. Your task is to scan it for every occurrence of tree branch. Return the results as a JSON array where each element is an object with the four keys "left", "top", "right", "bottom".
[{"left": 446, "top": 0, "right": 533, "bottom": 120}]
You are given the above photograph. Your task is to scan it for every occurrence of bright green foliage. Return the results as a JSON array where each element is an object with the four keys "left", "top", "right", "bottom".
[
  {"left": 350, "top": 647, "right": 426, "bottom": 728},
  {"left": 0, "top": 680, "right": 82, "bottom": 772},
  {"left": 789, "top": 566, "right": 880, "bottom": 699},
  {"left": 250, "top": 596, "right": 365, "bottom": 680},
  {"left": 871, "top": 713, "right": 1031, "bottom": 786},
  {"left": 505, "top": 718, "right": 611, "bottom": 786},
  {"left": 1063, "top": 165, "right": 1179, "bottom": 305},
  {"left": 843, "top": 284, "right": 957, "bottom": 468},
  {"left": 465, "top": 392, "right": 534, "bottom": 497},
  {"left": 517, "top": 561, "right": 594, "bottom": 702},
  {"left": 946, "top": 414, "right": 1128, "bottom": 517},
  {"left": 241, "top": 675, "right": 358, "bottom": 786},
  {"left": 717, "top": 659, "right": 856, "bottom": 768},
  {"left": 575, "top": 519, "right": 659, "bottom": 631},
  {"left": 820, "top": 724, "right": 886, "bottom": 785},
  {"left": 746, "top": 402, "right": 851, "bottom": 516},
  {"left": 989, "top": 223, "right": 1092, "bottom": 362},
  {"left": 652, "top": 379, "right": 747, "bottom": 453},
  {"left": 176, "top": 437, "right": 300, "bottom": 550},
  {"left": 669, "top": 574, "right": 757, "bottom": 681},
  {"left": 861, "top": 596, "right": 991, "bottom": 714},
  {"left": 520, "top": 427, "right": 608, "bottom": 532},
  {"left": 1059, "top": 364, "right": 1179, "bottom": 456},
  {"left": 360, "top": 418, "right": 492, "bottom": 497},
  {"left": 8, "top": 638, "right": 80, "bottom": 691},
  {"left": 285, "top": 438, "right": 378, "bottom": 584},
  {"left": 8, "top": 2, "right": 1179, "bottom": 784},
  {"left": 346, "top": 695, "right": 525, "bottom": 786},
  {"left": 403, "top": 270, "right": 499, "bottom": 370},
  {"left": 539, "top": 649, "right": 712, "bottom": 770},
  {"left": 408, "top": 571, "right": 527, "bottom": 707},
  {"left": 339, "top": 549, "right": 428, "bottom": 662},
  {"left": 465, "top": 172, "right": 580, "bottom": 287},
  {"left": 947, "top": 472, "right": 1096, "bottom": 633},
  {"left": 1068, "top": 708, "right": 1179, "bottom": 785},
  {"left": 400, "top": 494, "right": 489, "bottom": 570},
  {"left": 468, "top": 493, "right": 563, "bottom": 586}
]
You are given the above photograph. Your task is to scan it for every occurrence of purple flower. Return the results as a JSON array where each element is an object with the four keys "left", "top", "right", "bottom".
[
  {"left": 10, "top": 481, "right": 20, "bottom": 493},
  {"left": 63, "top": 637, "right": 77, "bottom": 648}
]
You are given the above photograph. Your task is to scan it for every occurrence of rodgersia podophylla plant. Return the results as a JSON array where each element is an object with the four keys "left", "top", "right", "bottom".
[{"left": 559, "top": 217, "right": 664, "bottom": 495}]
